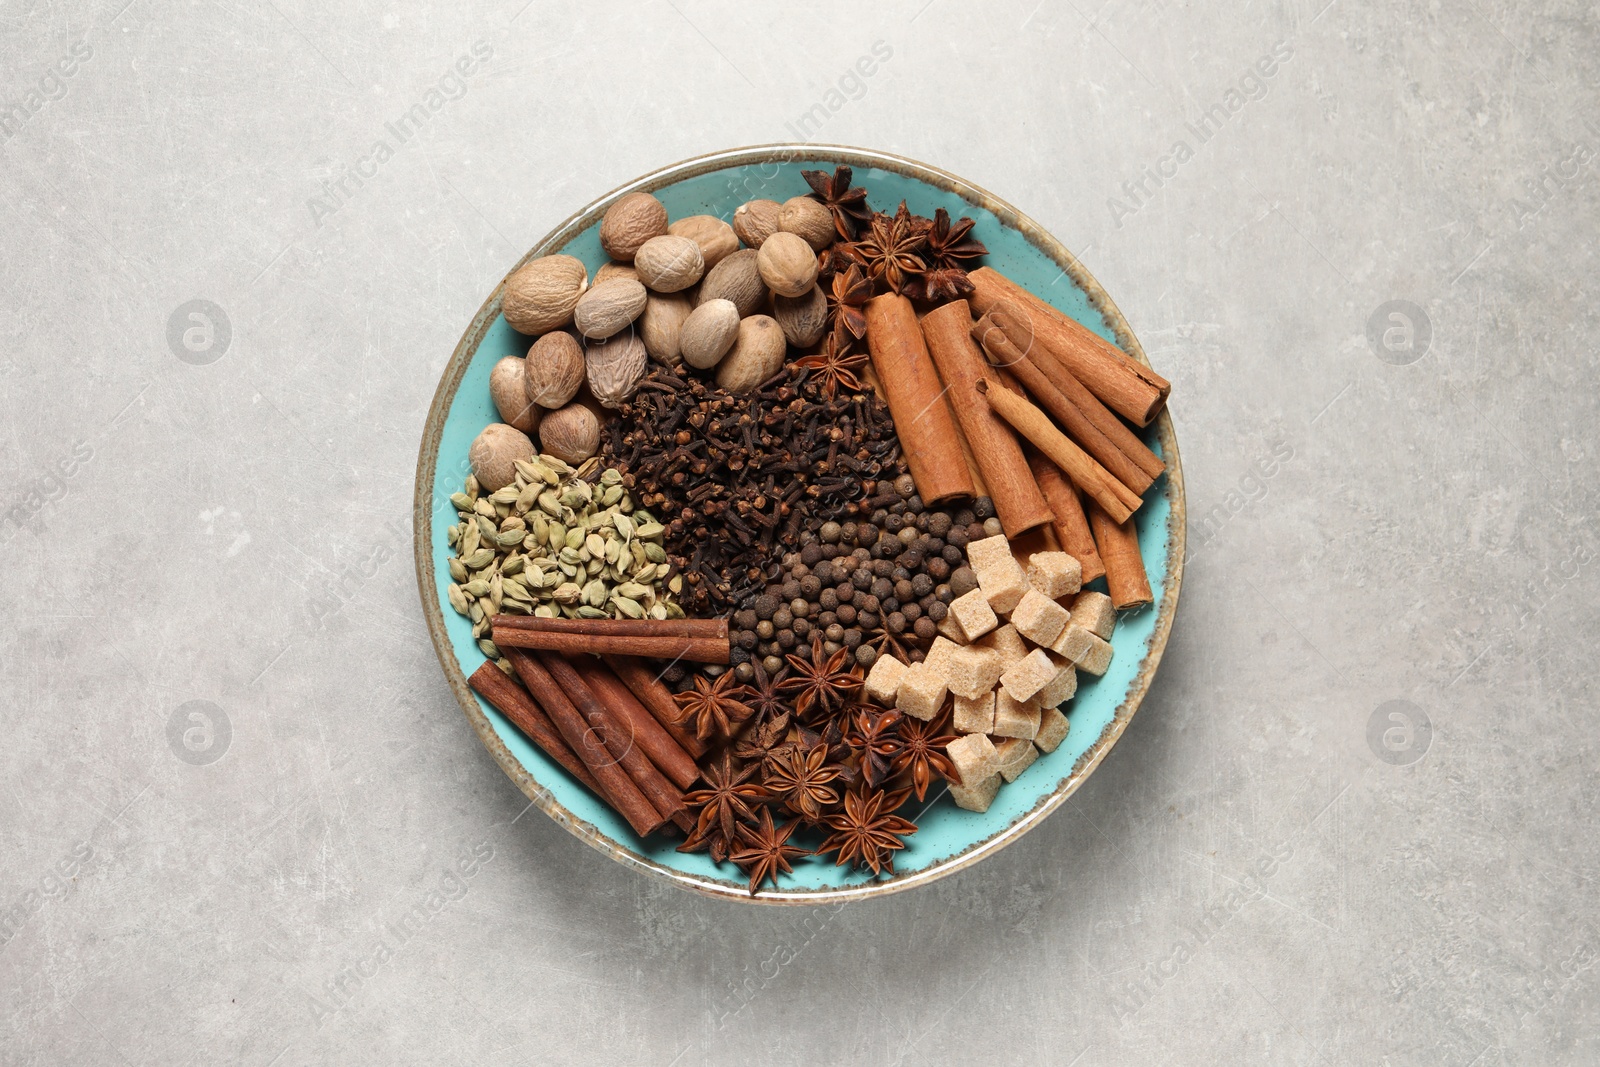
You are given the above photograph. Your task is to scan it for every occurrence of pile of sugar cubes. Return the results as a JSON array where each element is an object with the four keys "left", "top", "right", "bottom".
[{"left": 861, "top": 535, "right": 1117, "bottom": 813}]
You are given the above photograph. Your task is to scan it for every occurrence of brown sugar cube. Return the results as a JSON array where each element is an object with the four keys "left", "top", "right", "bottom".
[
  {"left": 947, "top": 645, "right": 1005, "bottom": 700},
  {"left": 1036, "top": 658, "right": 1078, "bottom": 709},
  {"left": 1034, "top": 706, "right": 1071, "bottom": 753},
  {"left": 948, "top": 588, "right": 999, "bottom": 643},
  {"left": 1051, "top": 623, "right": 1114, "bottom": 676},
  {"left": 1026, "top": 551, "right": 1083, "bottom": 599},
  {"left": 1069, "top": 590, "right": 1117, "bottom": 640},
  {"left": 976, "top": 622, "right": 1030, "bottom": 668},
  {"left": 924, "top": 635, "right": 963, "bottom": 675},
  {"left": 965, "top": 534, "right": 1017, "bottom": 575},
  {"left": 994, "top": 737, "right": 1040, "bottom": 782},
  {"left": 977, "top": 561, "right": 1030, "bottom": 616},
  {"left": 863, "top": 654, "right": 907, "bottom": 706},
  {"left": 938, "top": 614, "right": 966, "bottom": 642},
  {"left": 949, "top": 771, "right": 1002, "bottom": 813},
  {"left": 895, "top": 661, "right": 948, "bottom": 721},
  {"left": 952, "top": 691, "right": 996, "bottom": 734},
  {"left": 992, "top": 690, "right": 1042, "bottom": 740},
  {"left": 999, "top": 648, "right": 1058, "bottom": 703},
  {"left": 1010, "top": 588, "right": 1071, "bottom": 648},
  {"left": 946, "top": 732, "right": 1000, "bottom": 785}
]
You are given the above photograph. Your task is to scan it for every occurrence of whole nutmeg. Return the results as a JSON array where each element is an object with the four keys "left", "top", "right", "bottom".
[
  {"left": 573, "top": 277, "right": 647, "bottom": 339},
  {"left": 585, "top": 330, "right": 648, "bottom": 408},
  {"left": 632, "top": 235, "right": 705, "bottom": 293},
  {"left": 679, "top": 299, "right": 741, "bottom": 369},
  {"left": 756, "top": 231, "right": 818, "bottom": 298},
  {"left": 732, "top": 199, "right": 782, "bottom": 248},
  {"left": 697, "top": 248, "right": 766, "bottom": 317},
  {"left": 773, "top": 285, "right": 827, "bottom": 348},
  {"left": 593, "top": 261, "right": 639, "bottom": 286},
  {"left": 779, "top": 196, "right": 837, "bottom": 251},
  {"left": 489, "top": 357, "right": 541, "bottom": 433},
  {"left": 502, "top": 255, "right": 587, "bottom": 335},
  {"left": 537, "top": 403, "right": 601, "bottom": 465},
  {"left": 668, "top": 215, "right": 739, "bottom": 270},
  {"left": 469, "top": 422, "right": 536, "bottom": 492},
  {"left": 598, "top": 192, "right": 668, "bottom": 262},
  {"left": 639, "top": 292, "right": 693, "bottom": 366},
  {"left": 524, "top": 331, "right": 586, "bottom": 409},
  {"left": 716, "top": 315, "right": 787, "bottom": 393}
]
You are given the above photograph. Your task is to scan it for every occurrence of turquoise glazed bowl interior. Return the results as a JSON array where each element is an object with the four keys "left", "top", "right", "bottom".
[{"left": 415, "top": 145, "right": 1185, "bottom": 904}]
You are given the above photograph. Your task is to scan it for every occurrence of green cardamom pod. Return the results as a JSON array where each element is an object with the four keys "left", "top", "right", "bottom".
[
  {"left": 450, "top": 492, "right": 473, "bottom": 513},
  {"left": 612, "top": 595, "right": 645, "bottom": 619},
  {"left": 447, "top": 584, "right": 470, "bottom": 616}
]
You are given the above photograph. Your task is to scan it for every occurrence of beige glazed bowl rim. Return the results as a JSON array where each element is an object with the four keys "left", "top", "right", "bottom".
[{"left": 414, "top": 143, "right": 1186, "bottom": 905}]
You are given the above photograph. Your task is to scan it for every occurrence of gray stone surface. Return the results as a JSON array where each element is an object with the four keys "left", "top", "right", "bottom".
[{"left": 2, "top": 1, "right": 1597, "bottom": 1063}]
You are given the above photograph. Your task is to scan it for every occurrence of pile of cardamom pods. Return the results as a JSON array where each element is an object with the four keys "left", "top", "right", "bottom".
[{"left": 444, "top": 453, "right": 685, "bottom": 666}]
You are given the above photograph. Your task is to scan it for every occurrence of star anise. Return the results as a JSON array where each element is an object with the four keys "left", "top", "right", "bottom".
[
  {"left": 802, "top": 164, "right": 873, "bottom": 240},
  {"left": 732, "top": 709, "right": 791, "bottom": 765},
  {"left": 679, "top": 753, "right": 767, "bottom": 860},
  {"left": 793, "top": 333, "right": 868, "bottom": 399},
  {"left": 764, "top": 741, "right": 842, "bottom": 822},
  {"left": 816, "top": 241, "right": 864, "bottom": 281},
  {"left": 825, "top": 264, "right": 872, "bottom": 346},
  {"left": 730, "top": 807, "right": 809, "bottom": 896},
  {"left": 674, "top": 670, "right": 754, "bottom": 741},
  {"left": 779, "top": 637, "right": 864, "bottom": 719},
  {"left": 892, "top": 705, "right": 961, "bottom": 801},
  {"left": 869, "top": 627, "right": 915, "bottom": 665},
  {"left": 854, "top": 202, "right": 930, "bottom": 296},
  {"left": 844, "top": 706, "right": 904, "bottom": 789},
  {"left": 913, "top": 208, "right": 988, "bottom": 303},
  {"left": 819, "top": 785, "right": 918, "bottom": 877},
  {"left": 730, "top": 661, "right": 788, "bottom": 725}
]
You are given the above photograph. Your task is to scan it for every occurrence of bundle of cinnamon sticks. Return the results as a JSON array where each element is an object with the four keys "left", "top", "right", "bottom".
[
  {"left": 866, "top": 267, "right": 1167, "bottom": 610},
  {"left": 468, "top": 618, "right": 731, "bottom": 837}
]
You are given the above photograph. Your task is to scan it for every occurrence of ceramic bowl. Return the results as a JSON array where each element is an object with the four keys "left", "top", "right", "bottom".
[{"left": 414, "top": 144, "right": 1185, "bottom": 904}]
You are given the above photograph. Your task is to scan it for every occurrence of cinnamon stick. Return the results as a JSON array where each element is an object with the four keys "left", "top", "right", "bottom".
[
  {"left": 578, "top": 661, "right": 701, "bottom": 791},
  {"left": 504, "top": 649, "right": 667, "bottom": 837},
  {"left": 603, "top": 654, "right": 708, "bottom": 759},
  {"left": 489, "top": 623, "right": 730, "bottom": 664},
  {"left": 1028, "top": 451, "right": 1106, "bottom": 585},
  {"left": 980, "top": 308, "right": 1164, "bottom": 484},
  {"left": 864, "top": 293, "right": 975, "bottom": 505},
  {"left": 974, "top": 312, "right": 1157, "bottom": 494},
  {"left": 468, "top": 662, "right": 603, "bottom": 797},
  {"left": 489, "top": 617, "right": 727, "bottom": 640},
  {"left": 919, "top": 301, "right": 1053, "bottom": 537},
  {"left": 968, "top": 267, "right": 1170, "bottom": 426},
  {"left": 540, "top": 654, "right": 691, "bottom": 832},
  {"left": 1088, "top": 501, "right": 1153, "bottom": 611},
  {"left": 976, "top": 378, "right": 1142, "bottom": 524}
]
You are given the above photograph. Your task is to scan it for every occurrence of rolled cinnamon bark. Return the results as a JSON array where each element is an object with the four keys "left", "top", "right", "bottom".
[
  {"left": 979, "top": 308, "right": 1164, "bottom": 485},
  {"left": 1028, "top": 451, "right": 1106, "bottom": 585},
  {"left": 539, "top": 654, "right": 690, "bottom": 831},
  {"left": 489, "top": 617, "right": 727, "bottom": 640},
  {"left": 602, "top": 654, "right": 708, "bottom": 759},
  {"left": 468, "top": 662, "right": 603, "bottom": 797},
  {"left": 864, "top": 293, "right": 975, "bottom": 505},
  {"left": 920, "top": 301, "right": 1053, "bottom": 537},
  {"left": 504, "top": 649, "right": 667, "bottom": 837},
  {"left": 489, "top": 625, "right": 730, "bottom": 664},
  {"left": 968, "top": 267, "right": 1169, "bottom": 426},
  {"left": 578, "top": 661, "right": 701, "bottom": 791},
  {"left": 1088, "top": 501, "right": 1153, "bottom": 610},
  {"left": 973, "top": 312, "right": 1157, "bottom": 494},
  {"left": 977, "top": 379, "right": 1142, "bottom": 524}
]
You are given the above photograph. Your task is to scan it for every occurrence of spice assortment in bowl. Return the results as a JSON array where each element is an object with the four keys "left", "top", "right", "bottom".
[{"left": 419, "top": 147, "right": 1183, "bottom": 901}]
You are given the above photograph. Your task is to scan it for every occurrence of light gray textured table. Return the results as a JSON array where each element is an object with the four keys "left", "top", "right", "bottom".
[{"left": 3, "top": 1, "right": 1596, "bottom": 1063}]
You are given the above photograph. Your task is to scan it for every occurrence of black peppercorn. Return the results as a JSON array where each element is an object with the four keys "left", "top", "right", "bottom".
[
  {"left": 870, "top": 577, "right": 893, "bottom": 600},
  {"left": 855, "top": 645, "right": 877, "bottom": 668},
  {"left": 902, "top": 602, "right": 921, "bottom": 622},
  {"left": 756, "top": 620, "right": 775, "bottom": 639},
  {"left": 887, "top": 612, "right": 907, "bottom": 633},
  {"left": 972, "top": 497, "right": 996, "bottom": 520},
  {"left": 772, "top": 607, "right": 793, "bottom": 630},
  {"left": 777, "top": 629, "right": 797, "bottom": 648},
  {"left": 950, "top": 566, "right": 978, "bottom": 597},
  {"left": 881, "top": 597, "right": 900, "bottom": 615},
  {"left": 906, "top": 494, "right": 923, "bottom": 513},
  {"left": 763, "top": 655, "right": 784, "bottom": 675},
  {"left": 894, "top": 579, "right": 915, "bottom": 602},
  {"left": 841, "top": 522, "right": 858, "bottom": 543},
  {"left": 734, "top": 661, "right": 755, "bottom": 682},
  {"left": 858, "top": 611, "right": 879, "bottom": 630},
  {"left": 946, "top": 525, "right": 969, "bottom": 549},
  {"left": 822, "top": 543, "right": 843, "bottom": 559},
  {"left": 843, "top": 629, "right": 863, "bottom": 650},
  {"left": 914, "top": 617, "right": 937, "bottom": 641},
  {"left": 817, "top": 610, "right": 837, "bottom": 629},
  {"left": 927, "top": 512, "right": 953, "bottom": 537},
  {"left": 927, "top": 601, "right": 948, "bottom": 623},
  {"left": 780, "top": 580, "right": 802, "bottom": 602},
  {"left": 925, "top": 558, "right": 950, "bottom": 582},
  {"left": 891, "top": 566, "right": 911, "bottom": 583},
  {"left": 936, "top": 585, "right": 953, "bottom": 604},
  {"left": 800, "top": 575, "right": 822, "bottom": 599},
  {"left": 857, "top": 524, "right": 879, "bottom": 547},
  {"left": 663, "top": 665, "right": 686, "bottom": 684},
  {"left": 790, "top": 599, "right": 810, "bottom": 618},
  {"left": 911, "top": 573, "right": 934, "bottom": 598},
  {"left": 894, "top": 474, "right": 916, "bottom": 496},
  {"left": 794, "top": 617, "right": 811, "bottom": 638},
  {"left": 954, "top": 509, "right": 975, "bottom": 526},
  {"left": 897, "top": 551, "right": 922, "bottom": 571},
  {"left": 859, "top": 594, "right": 880, "bottom": 614},
  {"left": 836, "top": 603, "right": 857, "bottom": 625},
  {"left": 966, "top": 522, "right": 987, "bottom": 542},
  {"left": 737, "top": 630, "right": 759, "bottom": 650},
  {"left": 734, "top": 609, "right": 758, "bottom": 630},
  {"left": 835, "top": 582, "right": 855, "bottom": 602}
]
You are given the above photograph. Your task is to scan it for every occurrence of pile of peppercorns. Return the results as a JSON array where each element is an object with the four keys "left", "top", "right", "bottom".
[{"left": 708, "top": 475, "right": 1002, "bottom": 687}]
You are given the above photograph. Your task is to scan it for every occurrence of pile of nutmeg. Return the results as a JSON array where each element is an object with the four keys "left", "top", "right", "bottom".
[{"left": 472, "top": 189, "right": 840, "bottom": 481}]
